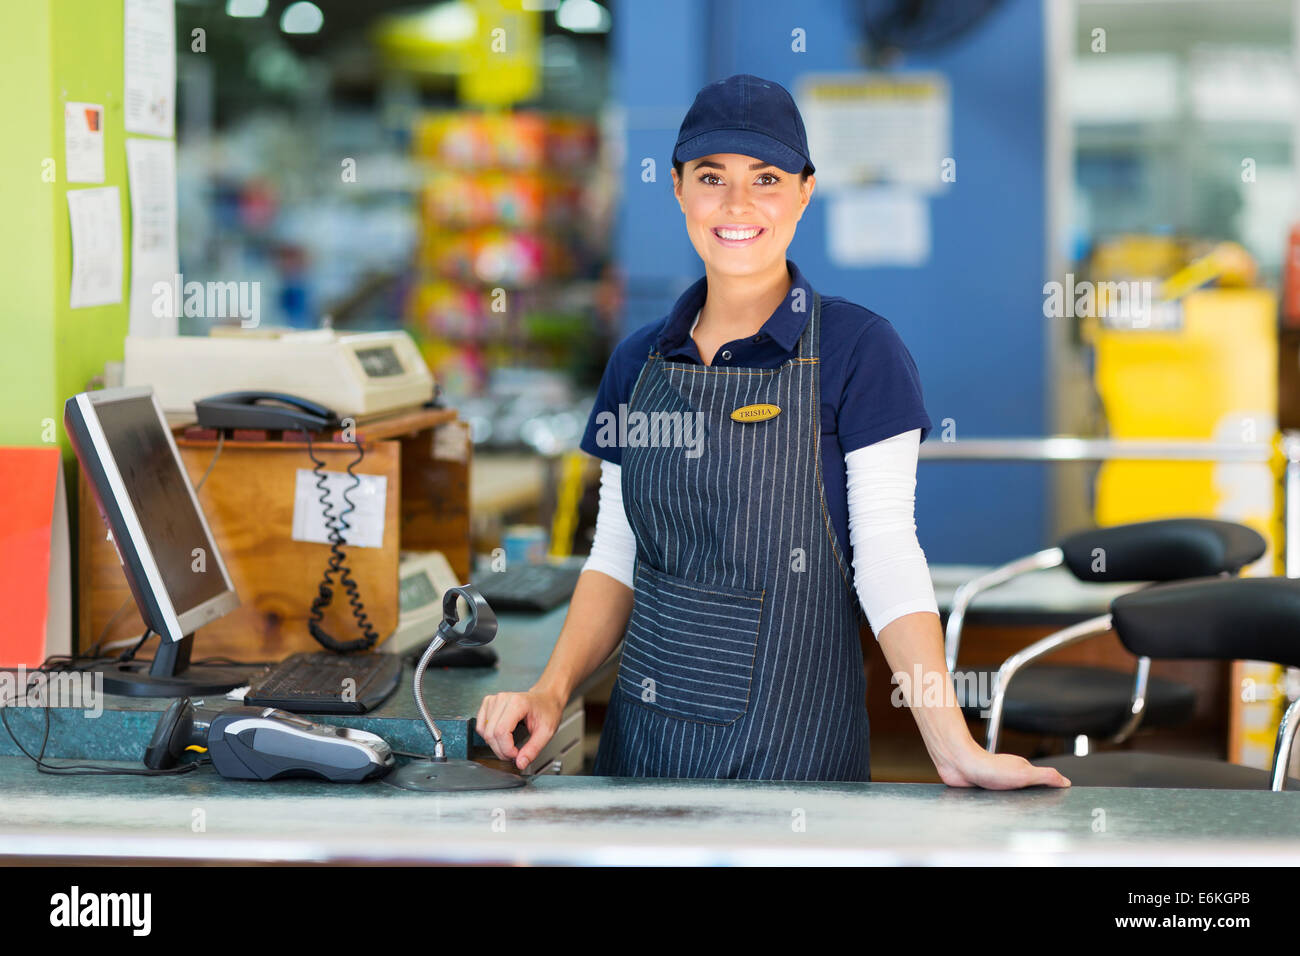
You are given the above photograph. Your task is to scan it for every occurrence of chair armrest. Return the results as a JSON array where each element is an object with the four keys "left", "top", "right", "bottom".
[
  {"left": 1271, "top": 696, "right": 1300, "bottom": 791},
  {"left": 945, "top": 547, "right": 1064, "bottom": 673},
  {"left": 1107, "top": 656, "right": 1152, "bottom": 746},
  {"left": 984, "top": 612, "right": 1114, "bottom": 753}
]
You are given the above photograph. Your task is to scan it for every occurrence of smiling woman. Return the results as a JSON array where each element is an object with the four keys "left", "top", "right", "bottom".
[
  {"left": 683, "top": 157, "right": 811, "bottom": 244},
  {"left": 669, "top": 150, "right": 812, "bottom": 365},
  {"left": 474, "top": 73, "right": 1068, "bottom": 791}
]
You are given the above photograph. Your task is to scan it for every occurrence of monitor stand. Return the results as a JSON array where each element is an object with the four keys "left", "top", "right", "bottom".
[{"left": 90, "top": 633, "right": 254, "bottom": 698}]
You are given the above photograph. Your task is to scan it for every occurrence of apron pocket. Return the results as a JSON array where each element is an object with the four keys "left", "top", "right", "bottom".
[{"left": 618, "top": 563, "right": 766, "bottom": 725}]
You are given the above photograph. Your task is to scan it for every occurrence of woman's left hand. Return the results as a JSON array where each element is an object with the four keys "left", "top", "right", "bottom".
[{"left": 936, "top": 745, "right": 1071, "bottom": 790}]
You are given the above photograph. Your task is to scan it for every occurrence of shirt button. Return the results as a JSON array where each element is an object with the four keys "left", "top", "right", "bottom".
[
  {"left": 721, "top": 350, "right": 732, "bottom": 361},
  {"left": 752, "top": 335, "right": 762, "bottom": 342}
]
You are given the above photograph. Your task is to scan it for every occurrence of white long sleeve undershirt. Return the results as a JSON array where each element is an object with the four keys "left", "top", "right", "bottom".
[{"left": 581, "top": 428, "right": 940, "bottom": 637}]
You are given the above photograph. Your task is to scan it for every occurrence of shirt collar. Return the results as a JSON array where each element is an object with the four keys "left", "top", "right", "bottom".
[{"left": 655, "top": 258, "right": 814, "bottom": 356}]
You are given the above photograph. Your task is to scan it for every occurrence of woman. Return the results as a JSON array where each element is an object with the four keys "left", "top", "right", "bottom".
[{"left": 476, "top": 74, "right": 1069, "bottom": 789}]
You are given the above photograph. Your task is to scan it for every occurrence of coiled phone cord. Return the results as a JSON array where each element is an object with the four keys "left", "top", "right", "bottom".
[{"left": 304, "top": 430, "right": 380, "bottom": 653}]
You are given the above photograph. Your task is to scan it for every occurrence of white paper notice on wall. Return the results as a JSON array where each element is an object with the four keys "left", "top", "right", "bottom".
[
  {"left": 827, "top": 186, "right": 930, "bottom": 267},
  {"left": 64, "top": 102, "right": 105, "bottom": 184},
  {"left": 67, "top": 187, "right": 124, "bottom": 308},
  {"left": 797, "top": 72, "right": 950, "bottom": 195},
  {"left": 291, "top": 470, "right": 387, "bottom": 549},
  {"left": 124, "top": 0, "right": 175, "bottom": 138},
  {"left": 431, "top": 421, "right": 470, "bottom": 462},
  {"left": 126, "top": 137, "right": 179, "bottom": 337}
]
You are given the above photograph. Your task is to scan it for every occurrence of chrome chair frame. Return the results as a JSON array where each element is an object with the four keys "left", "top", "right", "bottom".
[
  {"left": 1271, "top": 696, "right": 1300, "bottom": 792},
  {"left": 945, "top": 549, "right": 1155, "bottom": 748},
  {"left": 984, "top": 612, "right": 1300, "bottom": 792},
  {"left": 944, "top": 547, "right": 1063, "bottom": 673}
]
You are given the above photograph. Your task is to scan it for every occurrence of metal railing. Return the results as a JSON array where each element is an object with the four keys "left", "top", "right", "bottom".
[{"left": 917, "top": 434, "right": 1291, "bottom": 569}]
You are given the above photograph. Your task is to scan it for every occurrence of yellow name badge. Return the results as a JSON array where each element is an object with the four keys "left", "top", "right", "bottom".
[{"left": 729, "top": 403, "right": 781, "bottom": 423}]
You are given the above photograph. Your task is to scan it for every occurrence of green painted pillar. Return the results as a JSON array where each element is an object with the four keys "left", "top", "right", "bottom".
[{"left": 0, "top": 0, "right": 132, "bottom": 454}]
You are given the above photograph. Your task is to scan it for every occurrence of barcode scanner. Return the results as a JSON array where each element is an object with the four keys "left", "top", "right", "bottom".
[{"left": 144, "top": 697, "right": 393, "bottom": 782}]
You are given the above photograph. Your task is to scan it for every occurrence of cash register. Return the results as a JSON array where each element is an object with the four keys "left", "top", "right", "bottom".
[
  {"left": 124, "top": 328, "right": 434, "bottom": 420},
  {"left": 64, "top": 385, "right": 399, "bottom": 708}
]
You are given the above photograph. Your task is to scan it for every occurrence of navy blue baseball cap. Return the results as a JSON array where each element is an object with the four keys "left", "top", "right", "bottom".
[{"left": 672, "top": 74, "right": 814, "bottom": 176}]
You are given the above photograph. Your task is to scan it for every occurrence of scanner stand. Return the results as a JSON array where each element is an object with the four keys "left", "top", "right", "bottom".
[{"left": 385, "top": 585, "right": 526, "bottom": 792}]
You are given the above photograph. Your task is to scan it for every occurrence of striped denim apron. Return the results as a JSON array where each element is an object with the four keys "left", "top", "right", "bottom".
[{"left": 593, "top": 290, "right": 871, "bottom": 781}]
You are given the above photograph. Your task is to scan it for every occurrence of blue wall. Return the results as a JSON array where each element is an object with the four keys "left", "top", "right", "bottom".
[{"left": 612, "top": 0, "right": 1048, "bottom": 564}]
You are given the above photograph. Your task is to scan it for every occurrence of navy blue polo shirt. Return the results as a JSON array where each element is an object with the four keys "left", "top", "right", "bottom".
[{"left": 580, "top": 258, "right": 932, "bottom": 563}]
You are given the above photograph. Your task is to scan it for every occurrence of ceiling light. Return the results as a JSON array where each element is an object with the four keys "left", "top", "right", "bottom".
[
  {"left": 280, "top": 1, "right": 324, "bottom": 35},
  {"left": 414, "top": 1, "right": 477, "bottom": 43},
  {"left": 556, "top": 0, "right": 610, "bottom": 33},
  {"left": 226, "top": 0, "right": 268, "bottom": 16}
]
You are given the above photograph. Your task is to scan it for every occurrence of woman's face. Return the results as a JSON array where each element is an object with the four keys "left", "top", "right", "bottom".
[{"left": 672, "top": 153, "right": 814, "bottom": 278}]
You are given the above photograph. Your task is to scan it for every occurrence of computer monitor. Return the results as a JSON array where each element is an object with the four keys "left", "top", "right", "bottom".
[{"left": 65, "top": 386, "right": 248, "bottom": 696}]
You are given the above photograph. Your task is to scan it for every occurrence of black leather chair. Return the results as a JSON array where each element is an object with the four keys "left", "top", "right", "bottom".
[
  {"left": 947, "top": 518, "right": 1266, "bottom": 756},
  {"left": 989, "top": 575, "right": 1300, "bottom": 790}
]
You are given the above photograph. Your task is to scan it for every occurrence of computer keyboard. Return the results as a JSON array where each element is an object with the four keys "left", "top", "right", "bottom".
[
  {"left": 471, "top": 562, "right": 583, "bottom": 613},
  {"left": 244, "top": 651, "right": 402, "bottom": 715}
]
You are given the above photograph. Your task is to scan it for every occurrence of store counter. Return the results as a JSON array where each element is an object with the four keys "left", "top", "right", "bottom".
[
  {"left": 2, "top": 760, "right": 1299, "bottom": 865},
  {"left": 1, "top": 564, "right": 1294, "bottom": 865}
]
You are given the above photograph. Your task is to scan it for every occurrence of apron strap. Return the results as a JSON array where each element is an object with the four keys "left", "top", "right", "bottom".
[{"left": 797, "top": 290, "right": 821, "bottom": 360}]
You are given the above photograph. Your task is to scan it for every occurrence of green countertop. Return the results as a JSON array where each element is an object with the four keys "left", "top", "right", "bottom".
[
  {"left": 1, "top": 757, "right": 1298, "bottom": 865},
  {"left": 2, "top": 563, "right": 1294, "bottom": 865},
  {"left": 0, "top": 603, "right": 576, "bottom": 763}
]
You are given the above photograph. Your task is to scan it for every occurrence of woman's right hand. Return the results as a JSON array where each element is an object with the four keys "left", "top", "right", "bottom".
[
  {"left": 475, "top": 688, "right": 565, "bottom": 771},
  {"left": 473, "top": 568, "right": 634, "bottom": 772}
]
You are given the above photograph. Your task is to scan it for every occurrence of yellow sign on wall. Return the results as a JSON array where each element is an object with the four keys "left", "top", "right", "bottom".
[
  {"left": 1089, "top": 286, "right": 1284, "bottom": 770},
  {"left": 460, "top": 0, "right": 540, "bottom": 108},
  {"left": 373, "top": 0, "right": 540, "bottom": 107}
]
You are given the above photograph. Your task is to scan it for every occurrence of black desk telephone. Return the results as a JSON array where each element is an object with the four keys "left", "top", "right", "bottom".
[
  {"left": 194, "top": 390, "right": 378, "bottom": 654},
  {"left": 195, "top": 391, "right": 342, "bottom": 433}
]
